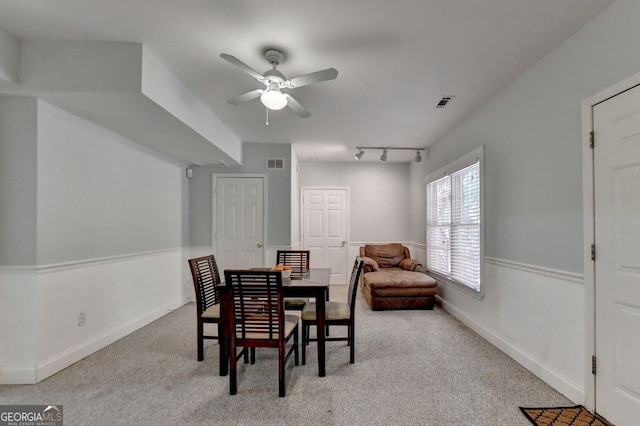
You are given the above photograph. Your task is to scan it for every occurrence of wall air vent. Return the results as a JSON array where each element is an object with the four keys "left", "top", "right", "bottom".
[
  {"left": 266, "top": 158, "right": 285, "bottom": 170},
  {"left": 436, "top": 96, "right": 455, "bottom": 108}
]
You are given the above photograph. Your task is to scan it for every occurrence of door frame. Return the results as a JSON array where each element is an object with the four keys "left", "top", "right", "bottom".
[
  {"left": 581, "top": 71, "right": 640, "bottom": 411},
  {"left": 300, "top": 186, "right": 350, "bottom": 284},
  {"left": 212, "top": 173, "right": 268, "bottom": 267}
]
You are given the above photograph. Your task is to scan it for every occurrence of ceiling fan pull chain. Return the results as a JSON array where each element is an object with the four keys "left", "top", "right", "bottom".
[{"left": 266, "top": 106, "right": 269, "bottom": 126}]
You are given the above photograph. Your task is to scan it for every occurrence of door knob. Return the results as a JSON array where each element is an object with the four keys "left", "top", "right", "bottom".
[
  {"left": 256, "top": 242, "right": 262, "bottom": 248},
  {"left": 342, "top": 240, "right": 346, "bottom": 246}
]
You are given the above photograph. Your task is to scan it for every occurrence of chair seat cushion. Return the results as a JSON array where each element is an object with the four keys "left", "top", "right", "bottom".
[
  {"left": 201, "top": 304, "right": 220, "bottom": 319},
  {"left": 301, "top": 301, "right": 350, "bottom": 321},
  {"left": 284, "top": 298, "right": 308, "bottom": 308},
  {"left": 236, "top": 314, "right": 299, "bottom": 339}
]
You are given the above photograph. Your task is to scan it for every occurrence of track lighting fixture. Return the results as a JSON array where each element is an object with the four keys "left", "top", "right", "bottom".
[{"left": 354, "top": 147, "right": 426, "bottom": 162}]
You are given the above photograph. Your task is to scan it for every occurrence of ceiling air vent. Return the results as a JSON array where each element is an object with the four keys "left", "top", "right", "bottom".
[
  {"left": 436, "top": 96, "right": 454, "bottom": 108},
  {"left": 266, "top": 158, "right": 285, "bottom": 170}
]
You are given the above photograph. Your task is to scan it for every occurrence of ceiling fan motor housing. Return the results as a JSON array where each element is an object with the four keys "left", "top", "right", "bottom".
[
  {"left": 264, "top": 49, "right": 285, "bottom": 66},
  {"left": 263, "top": 49, "right": 287, "bottom": 87},
  {"left": 263, "top": 69, "right": 286, "bottom": 85}
]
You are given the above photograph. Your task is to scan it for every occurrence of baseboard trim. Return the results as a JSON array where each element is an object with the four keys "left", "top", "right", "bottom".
[
  {"left": 0, "top": 368, "right": 37, "bottom": 385},
  {"left": 437, "top": 295, "right": 584, "bottom": 403},
  {"left": 33, "top": 298, "right": 187, "bottom": 384}
]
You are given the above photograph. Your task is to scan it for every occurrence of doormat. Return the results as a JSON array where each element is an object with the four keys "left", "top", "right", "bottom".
[{"left": 519, "top": 405, "right": 612, "bottom": 426}]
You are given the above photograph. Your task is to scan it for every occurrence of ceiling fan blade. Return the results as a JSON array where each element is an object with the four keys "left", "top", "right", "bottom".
[
  {"left": 226, "top": 89, "right": 263, "bottom": 105},
  {"left": 284, "top": 94, "right": 311, "bottom": 118},
  {"left": 220, "top": 53, "right": 266, "bottom": 82},
  {"left": 287, "top": 68, "right": 338, "bottom": 88}
]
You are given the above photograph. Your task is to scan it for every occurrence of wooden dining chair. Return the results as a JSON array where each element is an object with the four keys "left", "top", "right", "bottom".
[
  {"left": 188, "top": 255, "right": 224, "bottom": 363},
  {"left": 277, "top": 250, "right": 311, "bottom": 311},
  {"left": 276, "top": 250, "right": 310, "bottom": 277},
  {"left": 301, "top": 257, "right": 364, "bottom": 365},
  {"left": 224, "top": 269, "right": 300, "bottom": 397}
]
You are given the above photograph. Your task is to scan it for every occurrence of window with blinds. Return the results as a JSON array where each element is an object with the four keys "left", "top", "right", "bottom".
[{"left": 426, "top": 160, "right": 481, "bottom": 291}]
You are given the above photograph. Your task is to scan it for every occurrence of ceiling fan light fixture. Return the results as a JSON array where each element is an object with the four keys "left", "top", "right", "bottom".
[
  {"left": 260, "top": 83, "right": 287, "bottom": 110},
  {"left": 355, "top": 149, "right": 364, "bottom": 160},
  {"left": 380, "top": 149, "right": 388, "bottom": 162}
]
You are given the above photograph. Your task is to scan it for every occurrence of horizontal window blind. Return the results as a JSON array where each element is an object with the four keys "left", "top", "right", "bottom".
[
  {"left": 427, "top": 160, "right": 480, "bottom": 291},
  {"left": 427, "top": 176, "right": 451, "bottom": 276}
]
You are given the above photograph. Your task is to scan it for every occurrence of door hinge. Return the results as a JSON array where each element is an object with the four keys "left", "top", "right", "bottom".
[
  {"left": 590, "top": 131, "right": 595, "bottom": 149},
  {"left": 591, "top": 243, "right": 596, "bottom": 261},
  {"left": 592, "top": 355, "right": 597, "bottom": 375}
]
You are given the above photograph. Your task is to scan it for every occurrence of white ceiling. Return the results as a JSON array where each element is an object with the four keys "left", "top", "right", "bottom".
[{"left": 0, "top": 0, "right": 613, "bottom": 163}]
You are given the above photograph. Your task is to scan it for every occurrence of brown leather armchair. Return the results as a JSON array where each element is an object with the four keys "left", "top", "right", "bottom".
[{"left": 359, "top": 243, "right": 437, "bottom": 310}]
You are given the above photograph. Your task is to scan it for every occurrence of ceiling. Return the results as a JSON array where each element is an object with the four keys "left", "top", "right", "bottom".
[{"left": 0, "top": 0, "right": 613, "bottom": 163}]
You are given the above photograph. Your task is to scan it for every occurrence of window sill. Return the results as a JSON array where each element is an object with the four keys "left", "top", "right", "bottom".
[{"left": 427, "top": 270, "right": 485, "bottom": 301}]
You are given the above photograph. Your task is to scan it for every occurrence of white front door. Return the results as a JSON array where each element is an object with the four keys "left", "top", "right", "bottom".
[
  {"left": 302, "top": 188, "right": 349, "bottom": 285},
  {"left": 214, "top": 176, "right": 265, "bottom": 272},
  {"left": 593, "top": 83, "right": 640, "bottom": 425}
]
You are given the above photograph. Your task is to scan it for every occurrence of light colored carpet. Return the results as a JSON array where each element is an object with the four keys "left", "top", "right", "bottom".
[{"left": 0, "top": 287, "right": 572, "bottom": 425}]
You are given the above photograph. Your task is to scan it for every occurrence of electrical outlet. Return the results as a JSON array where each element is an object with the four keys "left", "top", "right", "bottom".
[{"left": 78, "top": 312, "right": 86, "bottom": 327}]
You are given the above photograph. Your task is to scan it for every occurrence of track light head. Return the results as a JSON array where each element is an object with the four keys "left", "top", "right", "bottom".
[{"left": 355, "top": 147, "right": 424, "bottom": 162}]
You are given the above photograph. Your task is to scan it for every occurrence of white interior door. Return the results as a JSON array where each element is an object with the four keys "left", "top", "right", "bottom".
[
  {"left": 302, "top": 188, "right": 349, "bottom": 285},
  {"left": 214, "top": 176, "right": 265, "bottom": 272},
  {"left": 593, "top": 83, "right": 640, "bottom": 425}
]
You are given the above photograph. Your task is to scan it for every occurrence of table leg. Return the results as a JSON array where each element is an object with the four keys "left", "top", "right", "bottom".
[
  {"left": 316, "top": 288, "right": 326, "bottom": 377},
  {"left": 219, "top": 324, "right": 228, "bottom": 376}
]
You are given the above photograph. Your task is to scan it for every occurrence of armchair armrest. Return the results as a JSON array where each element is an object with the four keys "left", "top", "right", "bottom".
[
  {"left": 361, "top": 256, "right": 379, "bottom": 273},
  {"left": 399, "top": 258, "right": 423, "bottom": 272}
]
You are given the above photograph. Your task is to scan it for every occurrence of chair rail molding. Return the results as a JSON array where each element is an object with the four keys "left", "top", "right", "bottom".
[
  {"left": 484, "top": 256, "right": 583, "bottom": 285},
  {"left": 1, "top": 247, "right": 188, "bottom": 384}
]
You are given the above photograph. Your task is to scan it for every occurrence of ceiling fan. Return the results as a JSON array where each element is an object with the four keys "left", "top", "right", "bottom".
[{"left": 220, "top": 49, "right": 338, "bottom": 118}]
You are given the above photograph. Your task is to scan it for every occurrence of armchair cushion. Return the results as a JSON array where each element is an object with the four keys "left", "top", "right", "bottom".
[{"left": 362, "top": 243, "right": 407, "bottom": 268}]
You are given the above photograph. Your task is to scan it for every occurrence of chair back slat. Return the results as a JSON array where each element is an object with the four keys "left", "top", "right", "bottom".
[
  {"left": 347, "top": 257, "right": 365, "bottom": 313},
  {"left": 224, "top": 270, "right": 284, "bottom": 340},
  {"left": 188, "top": 255, "right": 222, "bottom": 315},
  {"left": 276, "top": 250, "right": 310, "bottom": 277}
]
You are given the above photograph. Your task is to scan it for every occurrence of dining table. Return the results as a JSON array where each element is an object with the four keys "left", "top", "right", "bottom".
[{"left": 218, "top": 267, "right": 332, "bottom": 377}]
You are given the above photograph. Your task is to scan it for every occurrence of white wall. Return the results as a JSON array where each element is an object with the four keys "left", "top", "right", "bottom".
[
  {"left": 407, "top": 0, "right": 640, "bottom": 404},
  {"left": 189, "top": 142, "right": 293, "bottom": 248},
  {"left": 0, "top": 26, "right": 20, "bottom": 84},
  {"left": 36, "top": 101, "right": 186, "bottom": 263},
  {"left": 290, "top": 147, "right": 301, "bottom": 247},
  {"left": 0, "top": 97, "right": 37, "bottom": 265},
  {"left": 299, "top": 162, "right": 411, "bottom": 243},
  {"left": 0, "top": 100, "right": 189, "bottom": 384}
]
